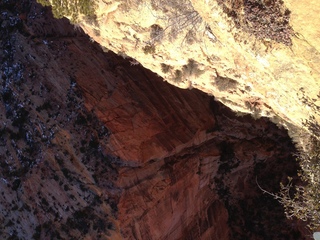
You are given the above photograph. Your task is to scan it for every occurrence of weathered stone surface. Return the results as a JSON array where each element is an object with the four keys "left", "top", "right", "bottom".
[
  {"left": 0, "top": 1, "right": 311, "bottom": 239},
  {"left": 0, "top": 1, "right": 121, "bottom": 239},
  {"left": 117, "top": 104, "right": 309, "bottom": 239},
  {"left": 73, "top": 0, "right": 320, "bottom": 140},
  {"left": 77, "top": 59, "right": 215, "bottom": 162}
]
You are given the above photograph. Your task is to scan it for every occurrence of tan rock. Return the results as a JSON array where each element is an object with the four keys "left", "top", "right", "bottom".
[{"left": 71, "top": 0, "right": 320, "bottom": 143}]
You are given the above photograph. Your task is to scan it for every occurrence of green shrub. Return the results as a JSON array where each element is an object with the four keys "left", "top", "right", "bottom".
[
  {"left": 36, "top": 0, "right": 97, "bottom": 24},
  {"left": 36, "top": 0, "right": 51, "bottom": 6}
]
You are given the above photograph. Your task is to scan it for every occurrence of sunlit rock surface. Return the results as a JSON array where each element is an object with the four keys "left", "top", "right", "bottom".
[{"left": 75, "top": 0, "right": 320, "bottom": 140}]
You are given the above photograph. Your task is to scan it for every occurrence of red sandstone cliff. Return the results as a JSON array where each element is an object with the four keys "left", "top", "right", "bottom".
[{"left": 0, "top": 1, "right": 310, "bottom": 239}]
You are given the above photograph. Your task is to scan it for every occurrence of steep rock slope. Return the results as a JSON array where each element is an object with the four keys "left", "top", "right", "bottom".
[
  {"left": 0, "top": 1, "right": 122, "bottom": 239},
  {"left": 65, "top": 0, "right": 320, "bottom": 140},
  {"left": 117, "top": 105, "right": 308, "bottom": 239},
  {"left": 0, "top": 0, "right": 309, "bottom": 239}
]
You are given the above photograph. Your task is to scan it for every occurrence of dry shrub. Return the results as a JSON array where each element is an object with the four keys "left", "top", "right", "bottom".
[
  {"left": 150, "top": 24, "right": 164, "bottom": 42},
  {"left": 160, "top": 63, "right": 173, "bottom": 73},
  {"left": 214, "top": 76, "right": 239, "bottom": 91},
  {"left": 216, "top": 0, "right": 293, "bottom": 45},
  {"left": 171, "top": 59, "right": 204, "bottom": 82},
  {"left": 150, "top": 0, "right": 204, "bottom": 44},
  {"left": 258, "top": 136, "right": 320, "bottom": 231}
]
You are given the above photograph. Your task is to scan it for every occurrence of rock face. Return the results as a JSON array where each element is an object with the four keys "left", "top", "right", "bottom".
[
  {"left": 0, "top": 0, "right": 310, "bottom": 239},
  {"left": 72, "top": 0, "right": 320, "bottom": 141},
  {"left": 117, "top": 109, "right": 306, "bottom": 240}
]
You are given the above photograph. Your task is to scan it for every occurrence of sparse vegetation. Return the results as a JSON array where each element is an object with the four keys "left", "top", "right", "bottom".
[
  {"left": 150, "top": 24, "right": 164, "bottom": 42},
  {"left": 171, "top": 59, "right": 204, "bottom": 82},
  {"left": 150, "top": 0, "right": 203, "bottom": 43},
  {"left": 173, "top": 69, "right": 183, "bottom": 82},
  {"left": 280, "top": 137, "right": 320, "bottom": 231},
  {"left": 214, "top": 75, "right": 239, "bottom": 91},
  {"left": 182, "top": 59, "right": 204, "bottom": 77},
  {"left": 120, "top": 0, "right": 204, "bottom": 45},
  {"left": 264, "top": 89, "right": 320, "bottom": 231},
  {"left": 216, "top": 0, "right": 293, "bottom": 45},
  {"left": 244, "top": 100, "right": 262, "bottom": 119},
  {"left": 142, "top": 44, "right": 156, "bottom": 54},
  {"left": 36, "top": 0, "right": 97, "bottom": 23},
  {"left": 160, "top": 63, "right": 173, "bottom": 73},
  {"left": 258, "top": 135, "right": 320, "bottom": 231}
]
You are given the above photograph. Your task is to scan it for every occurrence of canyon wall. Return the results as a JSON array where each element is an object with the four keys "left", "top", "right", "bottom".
[
  {"left": 74, "top": 0, "right": 320, "bottom": 142},
  {"left": 0, "top": 0, "right": 311, "bottom": 239}
]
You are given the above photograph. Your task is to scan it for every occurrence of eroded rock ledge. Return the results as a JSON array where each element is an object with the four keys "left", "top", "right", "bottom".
[
  {"left": 0, "top": 1, "right": 309, "bottom": 239},
  {"left": 74, "top": 0, "right": 320, "bottom": 141}
]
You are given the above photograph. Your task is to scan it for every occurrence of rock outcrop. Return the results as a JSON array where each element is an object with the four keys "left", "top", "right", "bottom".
[
  {"left": 69, "top": 0, "right": 320, "bottom": 141},
  {"left": 0, "top": 0, "right": 311, "bottom": 239}
]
